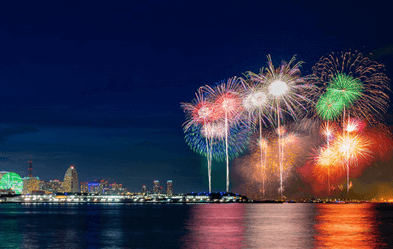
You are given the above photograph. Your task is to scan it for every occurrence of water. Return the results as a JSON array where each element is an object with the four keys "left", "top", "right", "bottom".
[{"left": 1, "top": 203, "right": 393, "bottom": 248}]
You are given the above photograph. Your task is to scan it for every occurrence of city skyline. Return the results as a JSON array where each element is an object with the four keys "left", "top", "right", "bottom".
[
  {"left": 1, "top": 160, "right": 176, "bottom": 194},
  {"left": 0, "top": 1, "right": 392, "bottom": 195}
]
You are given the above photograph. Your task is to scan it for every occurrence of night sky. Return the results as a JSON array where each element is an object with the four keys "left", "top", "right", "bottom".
[{"left": 0, "top": 1, "right": 392, "bottom": 194}]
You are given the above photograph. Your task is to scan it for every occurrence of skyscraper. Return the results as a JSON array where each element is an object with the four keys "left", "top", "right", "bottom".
[
  {"left": 153, "top": 180, "right": 160, "bottom": 194},
  {"left": 167, "top": 180, "right": 173, "bottom": 196},
  {"left": 142, "top": 185, "right": 147, "bottom": 195},
  {"left": 63, "top": 166, "right": 79, "bottom": 193}
]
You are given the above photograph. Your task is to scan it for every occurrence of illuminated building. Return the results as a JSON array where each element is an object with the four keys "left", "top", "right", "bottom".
[
  {"left": 167, "top": 180, "right": 173, "bottom": 196},
  {"left": 41, "top": 180, "right": 63, "bottom": 194},
  {"left": 0, "top": 172, "right": 23, "bottom": 194},
  {"left": 88, "top": 182, "right": 101, "bottom": 193},
  {"left": 109, "top": 183, "right": 125, "bottom": 194},
  {"left": 153, "top": 180, "right": 160, "bottom": 194},
  {"left": 80, "top": 182, "right": 88, "bottom": 193},
  {"left": 142, "top": 185, "right": 147, "bottom": 195},
  {"left": 110, "top": 183, "right": 122, "bottom": 190},
  {"left": 22, "top": 177, "right": 41, "bottom": 194},
  {"left": 101, "top": 183, "right": 126, "bottom": 195},
  {"left": 63, "top": 165, "right": 79, "bottom": 193},
  {"left": 99, "top": 179, "right": 109, "bottom": 193}
]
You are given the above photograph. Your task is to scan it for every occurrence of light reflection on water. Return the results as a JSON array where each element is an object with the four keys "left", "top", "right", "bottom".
[
  {"left": 313, "top": 204, "right": 387, "bottom": 248},
  {"left": 181, "top": 204, "right": 246, "bottom": 248},
  {"left": 0, "top": 203, "right": 392, "bottom": 248},
  {"left": 182, "top": 203, "right": 393, "bottom": 248}
]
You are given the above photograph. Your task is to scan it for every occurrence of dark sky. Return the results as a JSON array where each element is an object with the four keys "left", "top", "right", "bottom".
[{"left": 0, "top": 1, "right": 392, "bottom": 194}]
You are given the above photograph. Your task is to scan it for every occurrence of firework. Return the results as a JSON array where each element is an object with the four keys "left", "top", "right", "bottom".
[
  {"left": 327, "top": 73, "right": 363, "bottom": 107},
  {"left": 312, "top": 145, "right": 341, "bottom": 195},
  {"left": 241, "top": 130, "right": 307, "bottom": 199},
  {"left": 247, "top": 55, "right": 313, "bottom": 199},
  {"left": 312, "top": 51, "right": 390, "bottom": 124},
  {"left": 335, "top": 133, "right": 372, "bottom": 166},
  {"left": 313, "top": 51, "right": 390, "bottom": 195},
  {"left": 239, "top": 76, "right": 273, "bottom": 198},
  {"left": 344, "top": 118, "right": 366, "bottom": 133},
  {"left": 181, "top": 88, "right": 218, "bottom": 192},
  {"left": 181, "top": 88, "right": 219, "bottom": 131},
  {"left": 184, "top": 122, "right": 250, "bottom": 160},
  {"left": 319, "top": 121, "right": 339, "bottom": 195},
  {"left": 321, "top": 121, "right": 338, "bottom": 139},
  {"left": 316, "top": 93, "right": 345, "bottom": 121},
  {"left": 202, "top": 77, "right": 244, "bottom": 192}
]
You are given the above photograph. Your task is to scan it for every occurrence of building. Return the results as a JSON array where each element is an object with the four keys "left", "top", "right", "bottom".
[
  {"left": 167, "top": 180, "right": 173, "bottom": 196},
  {"left": 101, "top": 183, "right": 126, "bottom": 195},
  {"left": 80, "top": 182, "right": 88, "bottom": 193},
  {"left": 63, "top": 165, "right": 79, "bottom": 193},
  {"left": 99, "top": 179, "right": 109, "bottom": 193},
  {"left": 153, "top": 180, "right": 160, "bottom": 194},
  {"left": 0, "top": 172, "right": 24, "bottom": 194},
  {"left": 22, "top": 177, "right": 40, "bottom": 194},
  {"left": 142, "top": 185, "right": 147, "bottom": 195},
  {"left": 87, "top": 180, "right": 110, "bottom": 194},
  {"left": 88, "top": 182, "right": 101, "bottom": 193},
  {"left": 41, "top": 180, "right": 63, "bottom": 194}
]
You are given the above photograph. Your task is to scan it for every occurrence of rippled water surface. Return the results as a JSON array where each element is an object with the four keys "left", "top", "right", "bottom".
[{"left": 1, "top": 203, "right": 392, "bottom": 248}]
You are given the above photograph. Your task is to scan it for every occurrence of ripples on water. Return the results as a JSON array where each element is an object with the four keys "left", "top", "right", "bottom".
[{"left": 0, "top": 203, "right": 392, "bottom": 248}]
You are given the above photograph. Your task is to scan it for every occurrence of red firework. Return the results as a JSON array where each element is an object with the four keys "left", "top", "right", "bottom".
[{"left": 181, "top": 88, "right": 220, "bottom": 131}]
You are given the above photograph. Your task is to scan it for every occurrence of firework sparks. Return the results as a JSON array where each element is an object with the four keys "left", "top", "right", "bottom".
[
  {"left": 201, "top": 77, "right": 244, "bottom": 192},
  {"left": 316, "top": 93, "right": 345, "bottom": 121},
  {"left": 239, "top": 76, "right": 273, "bottom": 198},
  {"left": 312, "top": 51, "right": 390, "bottom": 124},
  {"left": 181, "top": 88, "right": 218, "bottom": 131},
  {"left": 246, "top": 55, "right": 313, "bottom": 199},
  {"left": 182, "top": 50, "right": 391, "bottom": 198}
]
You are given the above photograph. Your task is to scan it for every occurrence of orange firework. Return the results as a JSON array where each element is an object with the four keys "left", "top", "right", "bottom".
[
  {"left": 334, "top": 132, "right": 372, "bottom": 167},
  {"left": 312, "top": 129, "right": 373, "bottom": 196}
]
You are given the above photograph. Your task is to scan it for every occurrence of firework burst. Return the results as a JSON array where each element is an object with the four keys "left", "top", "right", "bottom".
[
  {"left": 181, "top": 88, "right": 219, "bottom": 193},
  {"left": 184, "top": 122, "right": 250, "bottom": 161},
  {"left": 181, "top": 88, "right": 218, "bottom": 131},
  {"left": 239, "top": 75, "right": 274, "bottom": 198},
  {"left": 200, "top": 77, "right": 245, "bottom": 192},
  {"left": 316, "top": 93, "right": 345, "bottom": 121},
  {"left": 246, "top": 55, "right": 314, "bottom": 198},
  {"left": 312, "top": 51, "right": 390, "bottom": 124}
]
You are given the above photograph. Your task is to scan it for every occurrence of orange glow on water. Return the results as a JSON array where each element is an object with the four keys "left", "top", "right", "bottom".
[{"left": 314, "top": 204, "right": 384, "bottom": 248}]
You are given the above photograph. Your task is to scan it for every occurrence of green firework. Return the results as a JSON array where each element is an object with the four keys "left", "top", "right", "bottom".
[
  {"left": 325, "top": 73, "right": 363, "bottom": 108},
  {"left": 316, "top": 93, "right": 345, "bottom": 120}
]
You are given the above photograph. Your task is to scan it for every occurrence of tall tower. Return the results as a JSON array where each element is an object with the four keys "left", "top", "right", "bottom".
[
  {"left": 166, "top": 180, "right": 173, "bottom": 196},
  {"left": 153, "top": 180, "right": 160, "bottom": 194},
  {"left": 63, "top": 165, "right": 79, "bottom": 193},
  {"left": 28, "top": 156, "right": 33, "bottom": 177}
]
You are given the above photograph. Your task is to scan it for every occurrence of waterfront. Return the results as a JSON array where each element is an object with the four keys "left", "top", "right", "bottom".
[{"left": 1, "top": 203, "right": 392, "bottom": 248}]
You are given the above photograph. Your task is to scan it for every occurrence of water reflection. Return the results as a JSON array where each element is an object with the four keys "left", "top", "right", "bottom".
[
  {"left": 182, "top": 204, "right": 246, "bottom": 248},
  {"left": 243, "top": 204, "right": 316, "bottom": 248},
  {"left": 314, "top": 204, "right": 386, "bottom": 248},
  {"left": 1, "top": 203, "right": 393, "bottom": 248}
]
